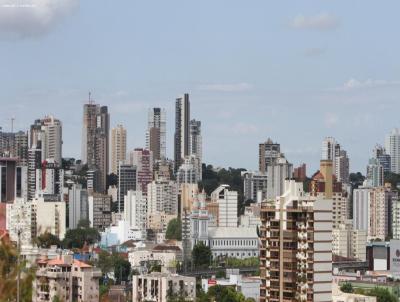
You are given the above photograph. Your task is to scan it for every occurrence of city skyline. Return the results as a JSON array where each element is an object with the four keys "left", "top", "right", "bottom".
[{"left": 2, "top": 1, "right": 400, "bottom": 173}]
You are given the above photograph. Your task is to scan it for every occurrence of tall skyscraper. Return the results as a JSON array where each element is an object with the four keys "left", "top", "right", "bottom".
[
  {"left": 266, "top": 154, "right": 293, "bottom": 200},
  {"left": 28, "top": 145, "right": 42, "bottom": 200},
  {"left": 321, "top": 137, "right": 349, "bottom": 184},
  {"left": 189, "top": 119, "right": 202, "bottom": 164},
  {"left": 30, "top": 115, "right": 63, "bottom": 165},
  {"left": 110, "top": 124, "right": 127, "bottom": 174},
  {"left": 146, "top": 108, "right": 166, "bottom": 161},
  {"left": 385, "top": 128, "right": 400, "bottom": 174},
  {"left": 81, "top": 101, "right": 110, "bottom": 193},
  {"left": 373, "top": 144, "right": 391, "bottom": 173},
  {"left": 258, "top": 138, "right": 280, "bottom": 173},
  {"left": 174, "top": 93, "right": 190, "bottom": 172}
]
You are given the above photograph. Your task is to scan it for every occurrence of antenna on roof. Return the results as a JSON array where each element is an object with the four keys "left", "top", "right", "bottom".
[
  {"left": 11, "top": 117, "right": 15, "bottom": 133},
  {"left": 88, "top": 91, "right": 93, "bottom": 104}
]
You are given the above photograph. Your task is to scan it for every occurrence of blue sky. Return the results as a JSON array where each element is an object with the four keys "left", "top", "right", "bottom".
[{"left": 0, "top": 0, "right": 399, "bottom": 173}]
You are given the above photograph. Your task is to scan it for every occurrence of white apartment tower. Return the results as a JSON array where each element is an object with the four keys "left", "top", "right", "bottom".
[
  {"left": 147, "top": 179, "right": 178, "bottom": 216},
  {"left": 124, "top": 190, "right": 147, "bottom": 239},
  {"left": 385, "top": 128, "right": 400, "bottom": 174},
  {"left": 30, "top": 115, "right": 63, "bottom": 165},
  {"left": 211, "top": 185, "right": 238, "bottom": 227},
  {"left": 111, "top": 124, "right": 127, "bottom": 174}
]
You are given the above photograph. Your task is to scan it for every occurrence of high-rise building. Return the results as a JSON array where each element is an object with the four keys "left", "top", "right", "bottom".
[
  {"left": 242, "top": 171, "right": 268, "bottom": 203},
  {"left": 35, "top": 159, "right": 64, "bottom": 198},
  {"left": 321, "top": 137, "right": 339, "bottom": 162},
  {"left": 211, "top": 185, "right": 238, "bottom": 227},
  {"left": 293, "top": 163, "right": 307, "bottom": 182},
  {"left": 336, "top": 150, "right": 350, "bottom": 184},
  {"left": 189, "top": 119, "right": 202, "bottom": 162},
  {"left": 373, "top": 144, "right": 391, "bottom": 173},
  {"left": 0, "top": 158, "right": 25, "bottom": 202},
  {"left": 392, "top": 197, "right": 400, "bottom": 240},
  {"left": 266, "top": 154, "right": 293, "bottom": 200},
  {"left": 30, "top": 116, "right": 63, "bottom": 165},
  {"left": 110, "top": 124, "right": 127, "bottom": 175},
  {"left": 117, "top": 163, "right": 137, "bottom": 213},
  {"left": 176, "top": 155, "right": 202, "bottom": 186},
  {"left": 353, "top": 187, "right": 372, "bottom": 232},
  {"left": 32, "top": 195, "right": 67, "bottom": 239},
  {"left": 147, "top": 108, "right": 166, "bottom": 161},
  {"left": 259, "top": 180, "right": 333, "bottom": 302},
  {"left": 81, "top": 101, "right": 109, "bottom": 192},
  {"left": 0, "top": 129, "right": 29, "bottom": 165},
  {"left": 385, "top": 128, "right": 400, "bottom": 174},
  {"left": 88, "top": 194, "right": 112, "bottom": 231},
  {"left": 322, "top": 137, "right": 350, "bottom": 184},
  {"left": 366, "top": 158, "right": 384, "bottom": 187},
  {"left": 174, "top": 93, "right": 190, "bottom": 172},
  {"left": 6, "top": 198, "right": 35, "bottom": 245},
  {"left": 129, "top": 148, "right": 153, "bottom": 195},
  {"left": 68, "top": 184, "right": 88, "bottom": 229},
  {"left": 147, "top": 179, "right": 178, "bottom": 216},
  {"left": 124, "top": 190, "right": 147, "bottom": 239},
  {"left": 369, "top": 186, "right": 396, "bottom": 241},
  {"left": 28, "top": 145, "right": 42, "bottom": 200},
  {"left": 258, "top": 138, "right": 280, "bottom": 173}
]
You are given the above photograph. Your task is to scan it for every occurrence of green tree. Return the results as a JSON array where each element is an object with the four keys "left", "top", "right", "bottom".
[
  {"left": 207, "top": 285, "right": 245, "bottom": 302},
  {"left": 166, "top": 218, "right": 182, "bottom": 241},
  {"left": 367, "top": 287, "right": 398, "bottom": 302},
  {"left": 77, "top": 219, "right": 91, "bottom": 229},
  {"left": 62, "top": 225, "right": 100, "bottom": 249},
  {"left": 192, "top": 242, "right": 212, "bottom": 268},
  {"left": 113, "top": 254, "right": 131, "bottom": 284},
  {"left": 96, "top": 251, "right": 113, "bottom": 278},
  {"left": 0, "top": 237, "right": 34, "bottom": 302},
  {"left": 36, "top": 232, "right": 61, "bottom": 248},
  {"left": 340, "top": 282, "right": 354, "bottom": 293}
]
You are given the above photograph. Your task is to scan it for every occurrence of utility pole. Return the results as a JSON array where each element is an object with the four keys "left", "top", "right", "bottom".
[{"left": 16, "top": 228, "right": 21, "bottom": 302}]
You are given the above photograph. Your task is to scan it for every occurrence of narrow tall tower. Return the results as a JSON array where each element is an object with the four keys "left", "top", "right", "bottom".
[
  {"left": 146, "top": 108, "right": 166, "bottom": 161},
  {"left": 174, "top": 93, "right": 190, "bottom": 171},
  {"left": 81, "top": 97, "right": 110, "bottom": 193},
  {"left": 111, "top": 124, "right": 127, "bottom": 174}
]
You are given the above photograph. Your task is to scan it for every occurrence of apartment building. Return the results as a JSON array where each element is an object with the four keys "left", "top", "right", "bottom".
[
  {"left": 33, "top": 254, "right": 101, "bottom": 302},
  {"left": 259, "top": 180, "right": 333, "bottom": 302}
]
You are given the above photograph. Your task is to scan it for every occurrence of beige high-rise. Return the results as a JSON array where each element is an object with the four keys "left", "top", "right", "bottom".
[{"left": 111, "top": 124, "right": 127, "bottom": 174}]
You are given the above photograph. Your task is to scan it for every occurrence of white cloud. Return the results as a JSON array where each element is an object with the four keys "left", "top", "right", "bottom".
[
  {"left": 304, "top": 47, "right": 326, "bottom": 57},
  {"left": 341, "top": 78, "right": 400, "bottom": 90},
  {"left": 324, "top": 113, "right": 338, "bottom": 128},
  {"left": 232, "top": 122, "right": 258, "bottom": 135},
  {"left": 0, "top": 0, "right": 78, "bottom": 38},
  {"left": 291, "top": 13, "right": 339, "bottom": 31},
  {"left": 198, "top": 82, "right": 253, "bottom": 92}
]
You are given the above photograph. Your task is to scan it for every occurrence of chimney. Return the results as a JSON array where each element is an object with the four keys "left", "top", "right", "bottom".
[{"left": 320, "top": 160, "right": 333, "bottom": 199}]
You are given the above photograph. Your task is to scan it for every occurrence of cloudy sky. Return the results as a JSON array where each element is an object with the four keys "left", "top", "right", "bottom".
[{"left": 0, "top": 0, "right": 399, "bottom": 173}]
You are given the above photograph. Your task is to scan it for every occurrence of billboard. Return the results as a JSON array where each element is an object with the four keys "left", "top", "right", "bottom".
[{"left": 390, "top": 240, "right": 400, "bottom": 272}]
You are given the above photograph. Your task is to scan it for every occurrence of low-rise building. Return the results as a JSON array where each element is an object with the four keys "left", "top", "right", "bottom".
[
  {"left": 128, "top": 244, "right": 182, "bottom": 272},
  {"left": 132, "top": 272, "right": 196, "bottom": 302},
  {"left": 201, "top": 269, "right": 260, "bottom": 301},
  {"left": 32, "top": 254, "right": 101, "bottom": 302}
]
